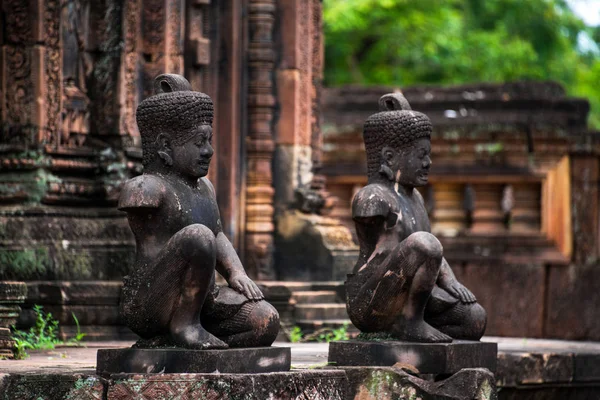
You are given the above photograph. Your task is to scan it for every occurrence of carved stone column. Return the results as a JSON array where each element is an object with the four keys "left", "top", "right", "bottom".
[
  {"left": 310, "top": 0, "right": 326, "bottom": 192},
  {"left": 245, "top": 0, "right": 277, "bottom": 280}
]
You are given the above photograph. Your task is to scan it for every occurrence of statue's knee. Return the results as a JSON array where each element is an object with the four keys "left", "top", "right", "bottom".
[
  {"left": 465, "top": 302, "right": 487, "bottom": 340},
  {"left": 248, "top": 301, "right": 280, "bottom": 345},
  {"left": 176, "top": 224, "right": 216, "bottom": 258},
  {"left": 407, "top": 232, "right": 443, "bottom": 260}
]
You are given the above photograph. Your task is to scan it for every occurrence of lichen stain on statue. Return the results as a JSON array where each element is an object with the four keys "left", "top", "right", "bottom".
[
  {"left": 118, "top": 74, "right": 279, "bottom": 349},
  {"left": 347, "top": 93, "right": 487, "bottom": 343}
]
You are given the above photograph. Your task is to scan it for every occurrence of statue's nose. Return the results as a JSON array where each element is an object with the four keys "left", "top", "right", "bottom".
[
  {"left": 422, "top": 156, "right": 431, "bottom": 168},
  {"left": 201, "top": 144, "right": 214, "bottom": 157}
]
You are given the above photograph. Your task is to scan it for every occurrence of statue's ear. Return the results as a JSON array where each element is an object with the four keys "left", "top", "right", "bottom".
[
  {"left": 379, "top": 146, "right": 396, "bottom": 181},
  {"left": 156, "top": 133, "right": 173, "bottom": 166},
  {"left": 381, "top": 146, "right": 396, "bottom": 164}
]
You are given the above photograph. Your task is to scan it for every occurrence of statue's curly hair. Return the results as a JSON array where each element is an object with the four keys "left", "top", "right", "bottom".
[
  {"left": 136, "top": 74, "right": 213, "bottom": 166},
  {"left": 363, "top": 93, "right": 432, "bottom": 178}
]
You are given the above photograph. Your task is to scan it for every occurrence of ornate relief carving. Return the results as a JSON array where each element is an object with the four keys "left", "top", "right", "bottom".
[
  {"left": 89, "top": 0, "right": 122, "bottom": 136},
  {"left": 3, "top": 0, "right": 33, "bottom": 45},
  {"left": 245, "top": 0, "right": 277, "bottom": 280},
  {"left": 142, "top": 0, "right": 166, "bottom": 53},
  {"left": 1, "top": 0, "right": 35, "bottom": 147},
  {"left": 120, "top": 0, "right": 140, "bottom": 138},
  {"left": 44, "top": 0, "right": 62, "bottom": 147},
  {"left": 4, "top": 46, "right": 33, "bottom": 128}
]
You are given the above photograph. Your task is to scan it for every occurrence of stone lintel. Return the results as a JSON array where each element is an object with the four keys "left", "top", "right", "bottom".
[
  {"left": 96, "top": 346, "right": 291, "bottom": 375},
  {"left": 328, "top": 340, "right": 498, "bottom": 375}
]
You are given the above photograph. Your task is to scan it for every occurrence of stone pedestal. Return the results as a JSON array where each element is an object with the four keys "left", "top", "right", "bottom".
[
  {"left": 97, "top": 347, "right": 291, "bottom": 376},
  {"left": 328, "top": 340, "right": 497, "bottom": 375}
]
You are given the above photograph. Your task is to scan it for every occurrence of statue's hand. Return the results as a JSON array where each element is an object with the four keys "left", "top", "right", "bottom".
[
  {"left": 440, "top": 280, "right": 477, "bottom": 304},
  {"left": 229, "top": 275, "right": 264, "bottom": 301}
]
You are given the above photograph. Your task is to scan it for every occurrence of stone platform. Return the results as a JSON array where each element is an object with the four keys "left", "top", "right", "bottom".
[
  {"left": 0, "top": 371, "right": 349, "bottom": 400},
  {"left": 2, "top": 338, "right": 600, "bottom": 399},
  {"left": 329, "top": 340, "right": 498, "bottom": 374},
  {"left": 97, "top": 346, "right": 291, "bottom": 375}
]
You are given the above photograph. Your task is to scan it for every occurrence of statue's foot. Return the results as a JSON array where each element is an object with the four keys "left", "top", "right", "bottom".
[
  {"left": 171, "top": 325, "right": 229, "bottom": 350},
  {"left": 390, "top": 317, "right": 452, "bottom": 343}
]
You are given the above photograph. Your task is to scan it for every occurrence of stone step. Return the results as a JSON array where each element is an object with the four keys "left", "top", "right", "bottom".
[
  {"left": 291, "top": 291, "right": 340, "bottom": 304},
  {"left": 258, "top": 281, "right": 345, "bottom": 294},
  {"left": 295, "top": 304, "right": 348, "bottom": 320},
  {"left": 296, "top": 319, "right": 358, "bottom": 334}
]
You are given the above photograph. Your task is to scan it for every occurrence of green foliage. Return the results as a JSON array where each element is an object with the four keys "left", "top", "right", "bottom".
[
  {"left": 69, "top": 312, "right": 87, "bottom": 343},
  {"left": 316, "top": 323, "right": 350, "bottom": 342},
  {"left": 0, "top": 248, "right": 50, "bottom": 279},
  {"left": 11, "top": 305, "right": 86, "bottom": 360},
  {"left": 324, "top": 0, "right": 600, "bottom": 128},
  {"left": 289, "top": 326, "right": 304, "bottom": 343}
]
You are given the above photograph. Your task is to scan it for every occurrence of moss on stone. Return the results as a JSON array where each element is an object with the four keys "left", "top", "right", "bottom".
[
  {"left": 51, "top": 245, "right": 94, "bottom": 280},
  {"left": 0, "top": 248, "right": 51, "bottom": 280},
  {"left": 0, "top": 168, "right": 59, "bottom": 204}
]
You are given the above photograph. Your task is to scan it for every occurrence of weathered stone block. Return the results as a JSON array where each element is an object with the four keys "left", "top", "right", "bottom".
[
  {"left": 275, "top": 210, "right": 358, "bottom": 281},
  {"left": 343, "top": 366, "right": 497, "bottom": 400},
  {"left": 452, "top": 263, "right": 545, "bottom": 337},
  {"left": 574, "top": 353, "right": 600, "bottom": 383},
  {"left": 107, "top": 370, "right": 348, "bottom": 400},
  {"left": 328, "top": 340, "right": 497, "bottom": 374},
  {"left": 25, "top": 281, "right": 122, "bottom": 306},
  {"left": 545, "top": 264, "right": 600, "bottom": 341},
  {"left": 0, "top": 281, "right": 27, "bottom": 304},
  {"left": 97, "top": 347, "right": 292, "bottom": 375},
  {"left": 0, "top": 373, "right": 105, "bottom": 400},
  {"left": 496, "top": 352, "right": 573, "bottom": 387},
  {"left": 19, "top": 305, "right": 121, "bottom": 326}
]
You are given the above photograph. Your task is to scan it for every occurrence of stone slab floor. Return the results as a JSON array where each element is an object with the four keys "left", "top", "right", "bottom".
[
  {"left": 2, "top": 337, "right": 600, "bottom": 399},
  {"left": 1, "top": 337, "right": 599, "bottom": 374}
]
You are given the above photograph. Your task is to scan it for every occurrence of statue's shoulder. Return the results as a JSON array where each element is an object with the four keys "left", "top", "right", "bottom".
[
  {"left": 200, "top": 177, "right": 216, "bottom": 198},
  {"left": 118, "top": 174, "right": 167, "bottom": 210},
  {"left": 352, "top": 184, "right": 395, "bottom": 219}
]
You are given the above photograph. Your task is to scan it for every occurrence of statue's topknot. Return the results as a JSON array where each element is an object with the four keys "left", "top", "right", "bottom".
[
  {"left": 136, "top": 74, "right": 213, "bottom": 167},
  {"left": 363, "top": 92, "right": 432, "bottom": 179}
]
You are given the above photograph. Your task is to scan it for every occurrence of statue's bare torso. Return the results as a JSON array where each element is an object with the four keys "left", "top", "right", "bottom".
[
  {"left": 353, "top": 183, "right": 430, "bottom": 272},
  {"left": 121, "top": 174, "right": 221, "bottom": 264}
]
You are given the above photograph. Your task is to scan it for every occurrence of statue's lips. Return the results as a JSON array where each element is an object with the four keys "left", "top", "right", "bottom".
[{"left": 198, "top": 159, "right": 211, "bottom": 167}]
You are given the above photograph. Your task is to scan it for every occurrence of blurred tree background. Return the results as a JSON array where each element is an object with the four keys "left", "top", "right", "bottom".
[{"left": 324, "top": 0, "right": 600, "bottom": 128}]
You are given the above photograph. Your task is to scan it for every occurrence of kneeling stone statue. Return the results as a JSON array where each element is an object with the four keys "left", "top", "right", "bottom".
[
  {"left": 118, "top": 74, "right": 279, "bottom": 349},
  {"left": 347, "top": 93, "right": 487, "bottom": 342}
]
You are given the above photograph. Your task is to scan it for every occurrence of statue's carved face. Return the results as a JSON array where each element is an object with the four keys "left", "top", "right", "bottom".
[
  {"left": 170, "top": 124, "right": 214, "bottom": 179},
  {"left": 383, "top": 137, "right": 431, "bottom": 187}
]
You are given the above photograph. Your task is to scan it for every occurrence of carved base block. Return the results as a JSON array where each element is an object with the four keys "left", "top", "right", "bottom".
[
  {"left": 96, "top": 346, "right": 291, "bottom": 375},
  {"left": 328, "top": 340, "right": 497, "bottom": 374}
]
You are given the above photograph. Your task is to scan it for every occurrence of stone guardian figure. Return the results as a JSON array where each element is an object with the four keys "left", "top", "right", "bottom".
[
  {"left": 346, "top": 93, "right": 487, "bottom": 342},
  {"left": 118, "top": 74, "right": 279, "bottom": 349}
]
